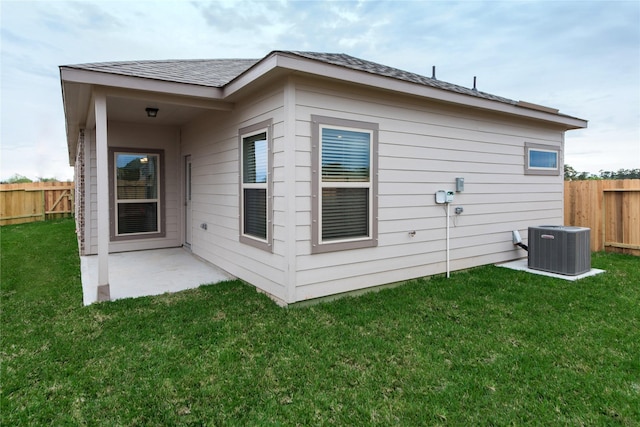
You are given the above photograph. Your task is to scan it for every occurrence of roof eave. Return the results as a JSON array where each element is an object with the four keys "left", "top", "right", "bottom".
[
  {"left": 224, "top": 51, "right": 587, "bottom": 130},
  {"left": 60, "top": 73, "right": 91, "bottom": 165},
  {"left": 60, "top": 67, "right": 225, "bottom": 99},
  {"left": 60, "top": 67, "right": 233, "bottom": 164},
  {"left": 60, "top": 52, "right": 587, "bottom": 165}
]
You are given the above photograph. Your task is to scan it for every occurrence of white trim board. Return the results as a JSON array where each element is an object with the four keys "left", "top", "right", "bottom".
[{"left": 497, "top": 258, "right": 605, "bottom": 281}]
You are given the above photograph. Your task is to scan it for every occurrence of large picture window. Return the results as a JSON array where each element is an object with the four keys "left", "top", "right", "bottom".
[
  {"left": 524, "top": 142, "right": 561, "bottom": 176},
  {"left": 311, "top": 115, "right": 378, "bottom": 253},
  {"left": 239, "top": 120, "right": 272, "bottom": 251},
  {"left": 110, "top": 148, "right": 165, "bottom": 240}
]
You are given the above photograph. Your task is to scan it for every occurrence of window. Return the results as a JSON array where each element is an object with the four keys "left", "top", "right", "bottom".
[
  {"left": 239, "top": 120, "right": 272, "bottom": 251},
  {"left": 311, "top": 115, "right": 378, "bottom": 253},
  {"left": 524, "top": 142, "right": 561, "bottom": 176},
  {"left": 109, "top": 148, "right": 165, "bottom": 240}
]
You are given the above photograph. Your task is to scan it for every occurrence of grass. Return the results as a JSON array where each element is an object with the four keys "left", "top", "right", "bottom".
[{"left": 1, "top": 218, "right": 639, "bottom": 426}]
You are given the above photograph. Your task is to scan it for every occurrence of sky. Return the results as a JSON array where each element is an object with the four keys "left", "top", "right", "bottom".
[{"left": 1, "top": 0, "right": 639, "bottom": 181}]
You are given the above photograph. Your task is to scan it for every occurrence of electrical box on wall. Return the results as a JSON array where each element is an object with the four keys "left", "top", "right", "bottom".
[
  {"left": 456, "top": 177, "right": 464, "bottom": 192},
  {"left": 446, "top": 191, "right": 454, "bottom": 203},
  {"left": 435, "top": 190, "right": 455, "bottom": 204}
]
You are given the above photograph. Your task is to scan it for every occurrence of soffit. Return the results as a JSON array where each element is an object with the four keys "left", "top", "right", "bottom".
[{"left": 60, "top": 76, "right": 234, "bottom": 164}]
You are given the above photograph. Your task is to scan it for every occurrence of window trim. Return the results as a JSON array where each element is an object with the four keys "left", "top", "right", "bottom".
[
  {"left": 311, "top": 115, "right": 378, "bottom": 254},
  {"left": 524, "top": 142, "right": 561, "bottom": 176},
  {"left": 239, "top": 119, "right": 273, "bottom": 252},
  {"left": 109, "top": 147, "right": 166, "bottom": 241}
]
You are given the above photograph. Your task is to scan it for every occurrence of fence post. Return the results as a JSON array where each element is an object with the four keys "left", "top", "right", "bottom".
[{"left": 40, "top": 189, "right": 46, "bottom": 222}]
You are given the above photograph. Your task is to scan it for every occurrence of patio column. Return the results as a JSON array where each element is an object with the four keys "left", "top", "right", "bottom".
[{"left": 95, "top": 90, "right": 110, "bottom": 301}]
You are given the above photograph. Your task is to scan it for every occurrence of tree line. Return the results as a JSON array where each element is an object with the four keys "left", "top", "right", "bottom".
[
  {"left": 564, "top": 165, "right": 639, "bottom": 181},
  {"left": 0, "top": 174, "right": 70, "bottom": 184}
]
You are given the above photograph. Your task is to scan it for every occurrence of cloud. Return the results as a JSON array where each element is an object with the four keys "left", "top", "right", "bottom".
[
  {"left": 0, "top": 0, "right": 638, "bottom": 180},
  {"left": 192, "top": 0, "right": 295, "bottom": 54}
]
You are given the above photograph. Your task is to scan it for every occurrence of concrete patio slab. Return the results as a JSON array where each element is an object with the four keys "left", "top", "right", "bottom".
[
  {"left": 497, "top": 258, "right": 605, "bottom": 281},
  {"left": 80, "top": 248, "right": 234, "bottom": 305}
]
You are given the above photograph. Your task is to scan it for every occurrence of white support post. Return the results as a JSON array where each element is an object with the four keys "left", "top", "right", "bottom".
[{"left": 94, "top": 90, "right": 110, "bottom": 301}]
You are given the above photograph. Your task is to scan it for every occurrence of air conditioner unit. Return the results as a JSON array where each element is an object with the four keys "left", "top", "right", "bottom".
[{"left": 528, "top": 226, "right": 591, "bottom": 276}]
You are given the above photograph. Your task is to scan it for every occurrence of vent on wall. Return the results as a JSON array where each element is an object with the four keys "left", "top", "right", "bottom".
[{"left": 528, "top": 226, "right": 591, "bottom": 276}]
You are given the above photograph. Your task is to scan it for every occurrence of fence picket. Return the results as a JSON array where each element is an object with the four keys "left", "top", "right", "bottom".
[
  {"left": 0, "top": 182, "right": 74, "bottom": 226},
  {"left": 565, "top": 179, "right": 640, "bottom": 256}
]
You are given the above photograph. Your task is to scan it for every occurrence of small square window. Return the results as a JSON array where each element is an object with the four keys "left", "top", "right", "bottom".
[
  {"left": 530, "top": 149, "right": 558, "bottom": 169},
  {"left": 524, "top": 142, "right": 561, "bottom": 176}
]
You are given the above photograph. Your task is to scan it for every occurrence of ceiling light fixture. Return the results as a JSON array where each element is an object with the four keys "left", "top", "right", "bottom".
[{"left": 145, "top": 107, "right": 159, "bottom": 118}]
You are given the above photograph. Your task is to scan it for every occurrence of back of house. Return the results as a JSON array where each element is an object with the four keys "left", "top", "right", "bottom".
[{"left": 60, "top": 50, "right": 587, "bottom": 304}]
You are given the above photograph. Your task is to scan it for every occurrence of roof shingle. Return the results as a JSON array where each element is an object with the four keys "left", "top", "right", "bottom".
[
  {"left": 64, "top": 51, "right": 516, "bottom": 105},
  {"left": 283, "top": 51, "right": 517, "bottom": 105},
  {"left": 65, "top": 58, "right": 259, "bottom": 87}
]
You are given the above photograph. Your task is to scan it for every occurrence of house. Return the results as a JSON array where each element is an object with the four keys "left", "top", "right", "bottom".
[{"left": 60, "top": 50, "right": 587, "bottom": 305}]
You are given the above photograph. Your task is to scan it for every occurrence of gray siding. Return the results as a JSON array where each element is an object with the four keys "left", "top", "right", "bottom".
[
  {"left": 80, "top": 76, "right": 569, "bottom": 305},
  {"left": 181, "top": 86, "right": 288, "bottom": 302},
  {"left": 291, "top": 78, "right": 564, "bottom": 301}
]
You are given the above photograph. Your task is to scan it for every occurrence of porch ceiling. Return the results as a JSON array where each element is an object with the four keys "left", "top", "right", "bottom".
[
  {"left": 106, "top": 95, "right": 213, "bottom": 126},
  {"left": 61, "top": 74, "right": 234, "bottom": 164}
]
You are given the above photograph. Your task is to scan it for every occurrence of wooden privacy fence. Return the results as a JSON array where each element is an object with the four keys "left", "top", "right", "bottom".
[
  {"left": 0, "top": 182, "right": 74, "bottom": 226},
  {"left": 564, "top": 179, "right": 640, "bottom": 256}
]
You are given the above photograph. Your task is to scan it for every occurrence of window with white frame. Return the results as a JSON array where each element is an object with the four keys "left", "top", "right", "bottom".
[
  {"left": 311, "top": 115, "right": 378, "bottom": 253},
  {"left": 524, "top": 142, "right": 561, "bottom": 175},
  {"left": 110, "top": 148, "right": 165, "bottom": 240},
  {"left": 239, "top": 120, "right": 272, "bottom": 251}
]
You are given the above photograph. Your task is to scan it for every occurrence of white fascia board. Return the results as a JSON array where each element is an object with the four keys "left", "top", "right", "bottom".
[
  {"left": 224, "top": 53, "right": 587, "bottom": 130},
  {"left": 105, "top": 87, "right": 233, "bottom": 111},
  {"left": 61, "top": 80, "right": 91, "bottom": 164},
  {"left": 222, "top": 54, "right": 280, "bottom": 98},
  {"left": 60, "top": 67, "right": 224, "bottom": 100}
]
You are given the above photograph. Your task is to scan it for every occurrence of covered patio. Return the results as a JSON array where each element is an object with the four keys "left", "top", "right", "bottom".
[{"left": 80, "top": 248, "right": 233, "bottom": 305}]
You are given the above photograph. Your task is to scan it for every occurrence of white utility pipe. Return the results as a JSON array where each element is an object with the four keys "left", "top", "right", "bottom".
[{"left": 446, "top": 202, "right": 450, "bottom": 278}]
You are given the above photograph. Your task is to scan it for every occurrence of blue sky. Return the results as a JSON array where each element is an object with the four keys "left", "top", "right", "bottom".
[{"left": 1, "top": 0, "right": 638, "bottom": 181}]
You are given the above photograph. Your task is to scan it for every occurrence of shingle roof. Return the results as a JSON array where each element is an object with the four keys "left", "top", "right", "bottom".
[
  {"left": 65, "top": 58, "right": 260, "bottom": 87},
  {"left": 282, "top": 51, "right": 518, "bottom": 105},
  {"left": 65, "top": 51, "right": 516, "bottom": 105}
]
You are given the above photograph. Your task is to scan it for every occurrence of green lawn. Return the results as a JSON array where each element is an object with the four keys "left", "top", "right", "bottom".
[{"left": 1, "top": 218, "right": 639, "bottom": 426}]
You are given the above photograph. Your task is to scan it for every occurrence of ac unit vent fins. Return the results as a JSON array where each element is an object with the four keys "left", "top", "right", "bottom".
[{"left": 528, "top": 226, "right": 591, "bottom": 276}]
